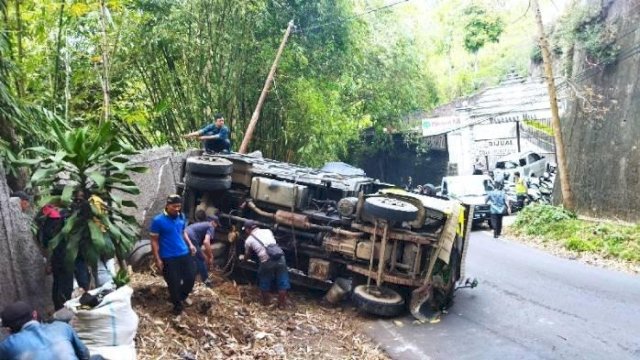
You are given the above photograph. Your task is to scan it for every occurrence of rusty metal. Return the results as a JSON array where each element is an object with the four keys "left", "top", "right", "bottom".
[
  {"left": 275, "top": 210, "right": 310, "bottom": 229},
  {"left": 376, "top": 222, "right": 390, "bottom": 286},
  {"left": 366, "top": 220, "right": 378, "bottom": 287},
  {"left": 348, "top": 264, "right": 422, "bottom": 287},
  {"left": 409, "top": 284, "right": 433, "bottom": 322},
  {"left": 245, "top": 200, "right": 275, "bottom": 219},
  {"left": 412, "top": 244, "right": 423, "bottom": 279},
  {"left": 389, "top": 240, "right": 398, "bottom": 272},
  {"left": 351, "top": 222, "right": 438, "bottom": 244},
  {"left": 323, "top": 235, "right": 357, "bottom": 258},
  {"left": 308, "top": 258, "right": 335, "bottom": 281}
]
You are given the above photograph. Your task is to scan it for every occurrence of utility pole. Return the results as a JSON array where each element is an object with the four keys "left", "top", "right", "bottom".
[
  {"left": 532, "top": 0, "right": 575, "bottom": 210},
  {"left": 238, "top": 20, "right": 295, "bottom": 154}
]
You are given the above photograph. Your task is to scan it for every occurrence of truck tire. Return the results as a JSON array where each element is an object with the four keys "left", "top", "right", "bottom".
[
  {"left": 128, "top": 240, "right": 154, "bottom": 273},
  {"left": 352, "top": 285, "right": 405, "bottom": 317},
  {"left": 363, "top": 197, "right": 419, "bottom": 223},
  {"left": 185, "top": 174, "right": 232, "bottom": 191},
  {"left": 186, "top": 156, "right": 233, "bottom": 176}
]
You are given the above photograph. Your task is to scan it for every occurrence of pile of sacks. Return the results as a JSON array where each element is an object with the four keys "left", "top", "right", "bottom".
[{"left": 64, "top": 284, "right": 139, "bottom": 360}]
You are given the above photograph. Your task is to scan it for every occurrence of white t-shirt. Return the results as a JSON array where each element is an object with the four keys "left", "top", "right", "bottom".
[{"left": 245, "top": 228, "right": 276, "bottom": 263}]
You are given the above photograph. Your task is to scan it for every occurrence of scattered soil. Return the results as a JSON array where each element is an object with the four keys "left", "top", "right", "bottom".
[
  {"left": 131, "top": 273, "right": 389, "bottom": 359},
  {"left": 503, "top": 227, "right": 640, "bottom": 275}
]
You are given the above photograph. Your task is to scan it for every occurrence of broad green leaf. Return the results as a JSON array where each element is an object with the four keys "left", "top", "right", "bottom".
[
  {"left": 88, "top": 171, "right": 106, "bottom": 190},
  {"left": 61, "top": 184, "right": 76, "bottom": 205},
  {"left": 88, "top": 222, "right": 106, "bottom": 252}
]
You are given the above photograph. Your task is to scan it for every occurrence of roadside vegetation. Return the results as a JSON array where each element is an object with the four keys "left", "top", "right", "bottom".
[{"left": 511, "top": 204, "right": 640, "bottom": 263}]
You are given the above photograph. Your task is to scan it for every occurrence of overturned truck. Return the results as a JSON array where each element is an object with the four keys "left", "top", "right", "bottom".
[{"left": 131, "top": 151, "right": 475, "bottom": 320}]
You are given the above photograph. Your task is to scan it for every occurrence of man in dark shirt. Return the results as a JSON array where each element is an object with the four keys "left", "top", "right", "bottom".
[
  {"left": 0, "top": 301, "right": 95, "bottom": 360},
  {"left": 183, "top": 113, "right": 231, "bottom": 153},
  {"left": 149, "top": 195, "right": 197, "bottom": 315},
  {"left": 183, "top": 210, "right": 220, "bottom": 288}
]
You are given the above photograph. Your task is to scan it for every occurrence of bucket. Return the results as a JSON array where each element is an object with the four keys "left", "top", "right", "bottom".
[{"left": 324, "top": 277, "right": 352, "bottom": 304}]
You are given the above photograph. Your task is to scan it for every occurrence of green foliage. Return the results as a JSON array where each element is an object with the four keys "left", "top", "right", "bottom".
[
  {"left": 530, "top": 45, "right": 543, "bottom": 64},
  {"left": 24, "top": 121, "right": 148, "bottom": 271},
  {"left": 462, "top": 5, "right": 504, "bottom": 54},
  {"left": 553, "top": 2, "right": 619, "bottom": 66},
  {"left": 523, "top": 120, "right": 554, "bottom": 136},
  {"left": 512, "top": 204, "right": 640, "bottom": 263}
]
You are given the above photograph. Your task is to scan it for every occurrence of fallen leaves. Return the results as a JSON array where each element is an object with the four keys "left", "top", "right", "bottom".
[{"left": 131, "top": 273, "right": 389, "bottom": 359}]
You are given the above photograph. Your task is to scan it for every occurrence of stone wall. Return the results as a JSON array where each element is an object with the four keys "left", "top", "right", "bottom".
[{"left": 558, "top": 0, "right": 640, "bottom": 221}]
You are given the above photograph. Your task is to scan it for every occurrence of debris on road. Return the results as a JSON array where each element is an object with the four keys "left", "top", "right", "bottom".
[{"left": 130, "top": 273, "right": 389, "bottom": 359}]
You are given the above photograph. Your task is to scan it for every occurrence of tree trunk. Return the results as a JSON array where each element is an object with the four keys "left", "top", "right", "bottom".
[
  {"left": 99, "top": 0, "right": 110, "bottom": 124},
  {"left": 532, "top": 0, "right": 575, "bottom": 211}
]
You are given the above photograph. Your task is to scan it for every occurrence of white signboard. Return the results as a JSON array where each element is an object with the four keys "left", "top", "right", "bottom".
[
  {"left": 421, "top": 116, "right": 462, "bottom": 137},
  {"left": 475, "top": 138, "right": 517, "bottom": 156},
  {"left": 473, "top": 123, "right": 517, "bottom": 140}
]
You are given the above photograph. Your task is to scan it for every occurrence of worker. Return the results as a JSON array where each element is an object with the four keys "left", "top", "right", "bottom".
[
  {"left": 150, "top": 194, "right": 197, "bottom": 315},
  {"left": 0, "top": 301, "right": 101, "bottom": 359},
  {"left": 183, "top": 113, "right": 231, "bottom": 153},
  {"left": 513, "top": 171, "right": 528, "bottom": 208},
  {"left": 183, "top": 209, "right": 219, "bottom": 288},
  {"left": 240, "top": 220, "right": 291, "bottom": 309}
]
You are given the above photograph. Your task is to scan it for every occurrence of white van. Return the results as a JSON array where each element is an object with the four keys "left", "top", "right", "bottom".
[{"left": 493, "top": 151, "right": 548, "bottom": 181}]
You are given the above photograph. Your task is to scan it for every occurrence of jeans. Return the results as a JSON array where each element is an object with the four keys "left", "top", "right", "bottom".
[
  {"left": 162, "top": 254, "right": 196, "bottom": 306},
  {"left": 74, "top": 257, "right": 91, "bottom": 291},
  {"left": 257, "top": 257, "right": 290, "bottom": 292},
  {"left": 490, "top": 213, "right": 504, "bottom": 237},
  {"left": 195, "top": 249, "right": 208, "bottom": 282}
]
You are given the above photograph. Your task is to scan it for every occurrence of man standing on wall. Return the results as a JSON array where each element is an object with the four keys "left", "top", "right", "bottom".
[
  {"left": 150, "top": 195, "right": 197, "bottom": 315},
  {"left": 183, "top": 113, "right": 231, "bottom": 153}
]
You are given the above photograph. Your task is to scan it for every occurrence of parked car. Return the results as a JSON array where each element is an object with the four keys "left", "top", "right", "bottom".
[
  {"left": 493, "top": 151, "right": 549, "bottom": 181},
  {"left": 129, "top": 151, "right": 476, "bottom": 321},
  {"left": 440, "top": 175, "right": 493, "bottom": 227}
]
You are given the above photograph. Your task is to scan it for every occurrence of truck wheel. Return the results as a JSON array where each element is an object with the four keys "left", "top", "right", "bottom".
[
  {"left": 128, "top": 240, "right": 154, "bottom": 273},
  {"left": 363, "top": 197, "right": 418, "bottom": 223},
  {"left": 185, "top": 174, "right": 232, "bottom": 191},
  {"left": 186, "top": 156, "right": 233, "bottom": 176},
  {"left": 352, "top": 285, "right": 405, "bottom": 317}
]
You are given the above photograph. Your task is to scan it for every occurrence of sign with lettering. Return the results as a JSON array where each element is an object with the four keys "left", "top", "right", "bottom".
[
  {"left": 474, "top": 138, "right": 517, "bottom": 156},
  {"left": 421, "top": 116, "right": 462, "bottom": 137}
]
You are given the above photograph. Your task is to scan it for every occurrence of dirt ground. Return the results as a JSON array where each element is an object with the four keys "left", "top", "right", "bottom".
[{"left": 131, "top": 273, "right": 389, "bottom": 359}]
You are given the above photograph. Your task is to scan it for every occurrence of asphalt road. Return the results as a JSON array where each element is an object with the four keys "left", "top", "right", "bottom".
[{"left": 364, "top": 229, "right": 640, "bottom": 360}]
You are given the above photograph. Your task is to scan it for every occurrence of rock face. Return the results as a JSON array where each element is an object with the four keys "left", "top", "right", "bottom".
[
  {"left": 0, "top": 164, "right": 51, "bottom": 312},
  {"left": 119, "top": 146, "right": 184, "bottom": 240},
  {"left": 559, "top": 0, "right": 640, "bottom": 221}
]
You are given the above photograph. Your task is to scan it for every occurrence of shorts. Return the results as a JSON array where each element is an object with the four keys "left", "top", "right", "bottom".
[{"left": 257, "top": 257, "right": 290, "bottom": 291}]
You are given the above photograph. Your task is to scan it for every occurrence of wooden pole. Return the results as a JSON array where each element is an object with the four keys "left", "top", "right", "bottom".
[
  {"left": 532, "top": 0, "right": 575, "bottom": 210},
  {"left": 238, "top": 20, "right": 294, "bottom": 154}
]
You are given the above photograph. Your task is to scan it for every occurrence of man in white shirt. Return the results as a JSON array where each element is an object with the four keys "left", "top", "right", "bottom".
[{"left": 241, "top": 221, "right": 291, "bottom": 309}]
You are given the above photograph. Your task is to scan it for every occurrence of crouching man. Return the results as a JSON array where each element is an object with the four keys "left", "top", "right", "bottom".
[
  {"left": 0, "top": 301, "right": 101, "bottom": 360},
  {"left": 241, "top": 221, "right": 292, "bottom": 309}
]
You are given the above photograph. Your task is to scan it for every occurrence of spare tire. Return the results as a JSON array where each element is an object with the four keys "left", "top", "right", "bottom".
[
  {"left": 363, "top": 197, "right": 419, "bottom": 222},
  {"left": 186, "top": 156, "right": 233, "bottom": 176},
  {"left": 185, "top": 174, "right": 232, "bottom": 191},
  {"left": 128, "top": 240, "right": 154, "bottom": 273},
  {"left": 352, "top": 285, "right": 405, "bottom": 317}
]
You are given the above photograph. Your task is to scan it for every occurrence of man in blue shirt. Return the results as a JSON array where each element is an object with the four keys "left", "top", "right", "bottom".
[
  {"left": 183, "top": 210, "right": 220, "bottom": 288},
  {"left": 183, "top": 113, "right": 231, "bottom": 153},
  {"left": 0, "top": 301, "right": 95, "bottom": 360},
  {"left": 485, "top": 181, "right": 510, "bottom": 238},
  {"left": 150, "top": 195, "right": 197, "bottom": 315}
]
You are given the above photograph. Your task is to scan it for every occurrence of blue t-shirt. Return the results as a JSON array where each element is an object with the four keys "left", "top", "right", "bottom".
[
  {"left": 185, "top": 222, "right": 215, "bottom": 247},
  {"left": 149, "top": 212, "right": 188, "bottom": 259},
  {"left": 200, "top": 124, "right": 230, "bottom": 152}
]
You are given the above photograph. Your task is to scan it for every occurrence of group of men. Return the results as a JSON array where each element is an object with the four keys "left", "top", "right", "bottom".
[{"left": 150, "top": 195, "right": 291, "bottom": 315}]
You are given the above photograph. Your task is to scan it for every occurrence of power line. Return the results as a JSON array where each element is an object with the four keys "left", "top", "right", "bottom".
[{"left": 293, "top": 0, "right": 411, "bottom": 34}]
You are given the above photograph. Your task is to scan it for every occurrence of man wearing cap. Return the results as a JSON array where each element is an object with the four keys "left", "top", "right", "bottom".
[
  {"left": 183, "top": 209, "right": 219, "bottom": 288},
  {"left": 241, "top": 221, "right": 291, "bottom": 309},
  {"left": 150, "top": 195, "right": 197, "bottom": 315},
  {"left": 0, "top": 301, "right": 95, "bottom": 359}
]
